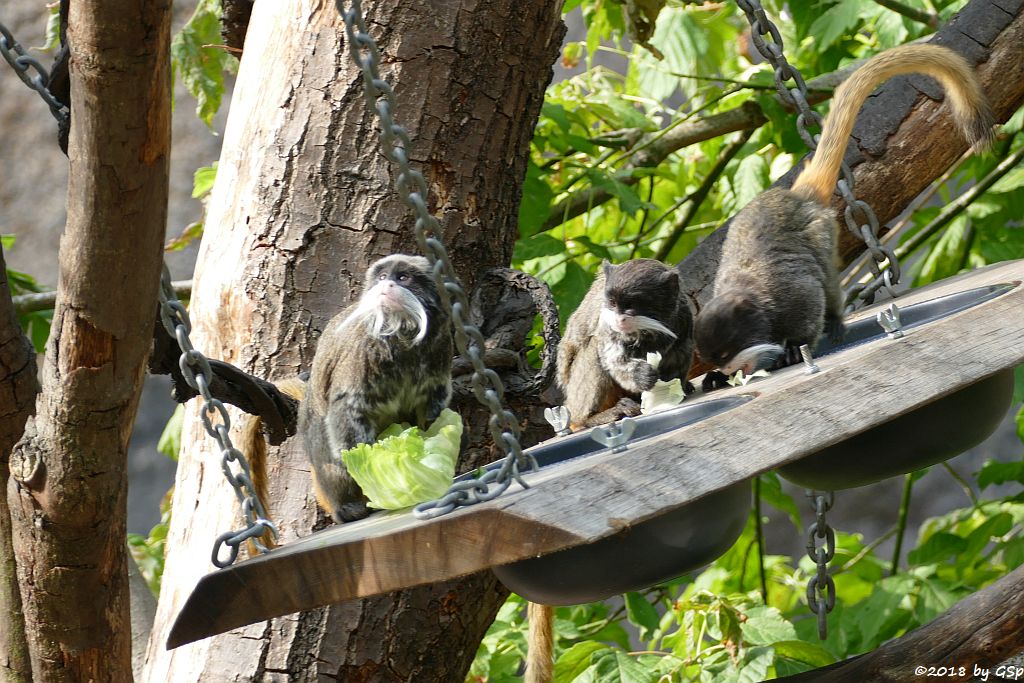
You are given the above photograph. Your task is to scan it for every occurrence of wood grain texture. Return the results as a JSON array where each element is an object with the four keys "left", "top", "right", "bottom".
[
  {"left": 170, "top": 259, "right": 1024, "bottom": 644},
  {"left": 6, "top": 0, "right": 172, "bottom": 680},
  {"left": 145, "top": 0, "right": 565, "bottom": 680},
  {"left": 776, "top": 563, "right": 1024, "bottom": 682}
]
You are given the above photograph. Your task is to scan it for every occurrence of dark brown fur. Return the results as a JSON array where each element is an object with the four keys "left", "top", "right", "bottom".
[
  {"left": 558, "top": 259, "right": 693, "bottom": 427},
  {"left": 695, "top": 45, "right": 993, "bottom": 378},
  {"left": 245, "top": 255, "right": 453, "bottom": 527}
]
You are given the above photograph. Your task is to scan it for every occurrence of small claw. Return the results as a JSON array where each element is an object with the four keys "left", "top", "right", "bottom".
[{"left": 701, "top": 370, "right": 730, "bottom": 392}]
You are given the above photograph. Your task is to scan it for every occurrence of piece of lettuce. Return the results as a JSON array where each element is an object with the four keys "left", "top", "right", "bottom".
[{"left": 340, "top": 409, "right": 463, "bottom": 510}]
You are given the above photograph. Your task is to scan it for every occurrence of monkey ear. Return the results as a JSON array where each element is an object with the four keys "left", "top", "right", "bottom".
[
  {"left": 660, "top": 269, "right": 680, "bottom": 294},
  {"left": 601, "top": 260, "right": 615, "bottom": 280}
]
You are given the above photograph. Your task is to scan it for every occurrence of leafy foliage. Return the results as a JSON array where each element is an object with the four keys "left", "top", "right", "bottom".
[
  {"left": 471, "top": 0, "right": 1024, "bottom": 680},
  {"left": 172, "top": 0, "right": 238, "bottom": 128}
]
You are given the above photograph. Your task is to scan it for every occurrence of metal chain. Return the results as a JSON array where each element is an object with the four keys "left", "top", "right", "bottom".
[
  {"left": 804, "top": 490, "right": 837, "bottom": 640},
  {"left": 735, "top": 0, "right": 899, "bottom": 311},
  {"left": 0, "top": 16, "right": 277, "bottom": 567},
  {"left": 0, "top": 20, "right": 69, "bottom": 127},
  {"left": 334, "top": 0, "right": 535, "bottom": 520},
  {"left": 158, "top": 266, "right": 278, "bottom": 567}
]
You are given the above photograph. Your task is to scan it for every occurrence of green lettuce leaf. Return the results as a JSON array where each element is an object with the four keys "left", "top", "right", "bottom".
[{"left": 340, "top": 409, "right": 463, "bottom": 510}]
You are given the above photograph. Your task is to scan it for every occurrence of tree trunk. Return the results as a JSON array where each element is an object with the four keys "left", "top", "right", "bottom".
[
  {"left": 144, "top": 1, "right": 564, "bottom": 681},
  {"left": 0, "top": 246, "right": 40, "bottom": 683},
  {"left": 6, "top": 0, "right": 172, "bottom": 679}
]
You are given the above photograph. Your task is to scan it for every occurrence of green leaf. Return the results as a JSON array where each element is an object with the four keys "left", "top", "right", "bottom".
[
  {"left": 553, "top": 641, "right": 607, "bottom": 683},
  {"left": 853, "top": 575, "right": 914, "bottom": 648},
  {"left": 157, "top": 405, "right": 185, "bottom": 462},
  {"left": 809, "top": 0, "right": 867, "bottom": 51},
  {"left": 962, "top": 512, "right": 1013, "bottom": 562},
  {"left": 586, "top": 170, "right": 644, "bottom": 216},
  {"left": 739, "top": 605, "right": 796, "bottom": 646},
  {"left": 907, "top": 531, "right": 967, "bottom": 565},
  {"left": 773, "top": 640, "right": 836, "bottom": 667},
  {"left": 1017, "top": 404, "right": 1024, "bottom": 444},
  {"left": 977, "top": 460, "right": 1024, "bottom": 489},
  {"left": 624, "top": 592, "right": 660, "bottom": 641},
  {"left": 172, "top": 0, "right": 238, "bottom": 127},
  {"left": 572, "top": 235, "right": 613, "bottom": 261},
  {"left": 1001, "top": 536, "right": 1024, "bottom": 569},
  {"left": 552, "top": 261, "right": 595, "bottom": 316},
  {"left": 589, "top": 650, "right": 657, "bottom": 683},
  {"left": 913, "top": 576, "right": 960, "bottom": 623},
  {"left": 42, "top": 3, "right": 62, "bottom": 51},
  {"left": 192, "top": 162, "right": 218, "bottom": 198},
  {"left": 515, "top": 233, "right": 567, "bottom": 262},
  {"left": 915, "top": 215, "right": 970, "bottom": 286},
  {"left": 757, "top": 472, "right": 801, "bottom": 529},
  {"left": 732, "top": 154, "right": 769, "bottom": 209},
  {"left": 1, "top": 234, "right": 15, "bottom": 249},
  {"left": 520, "top": 162, "right": 557, "bottom": 237}
]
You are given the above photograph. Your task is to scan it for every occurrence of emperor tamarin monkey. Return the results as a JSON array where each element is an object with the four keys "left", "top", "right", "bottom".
[
  {"left": 694, "top": 44, "right": 994, "bottom": 380},
  {"left": 558, "top": 259, "right": 694, "bottom": 427},
  {"left": 246, "top": 254, "right": 453, "bottom": 525}
]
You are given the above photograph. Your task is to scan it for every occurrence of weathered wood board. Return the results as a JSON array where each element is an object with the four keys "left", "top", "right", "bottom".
[{"left": 169, "top": 259, "right": 1024, "bottom": 647}]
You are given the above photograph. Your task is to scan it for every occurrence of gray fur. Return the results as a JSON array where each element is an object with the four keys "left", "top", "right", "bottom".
[
  {"left": 694, "top": 188, "right": 845, "bottom": 372},
  {"left": 300, "top": 255, "right": 453, "bottom": 522},
  {"left": 558, "top": 259, "right": 694, "bottom": 427}
]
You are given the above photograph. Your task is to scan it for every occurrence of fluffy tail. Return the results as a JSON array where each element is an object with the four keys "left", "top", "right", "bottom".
[
  {"left": 792, "top": 44, "right": 995, "bottom": 204},
  {"left": 525, "top": 603, "right": 554, "bottom": 683},
  {"left": 244, "top": 376, "right": 307, "bottom": 553}
]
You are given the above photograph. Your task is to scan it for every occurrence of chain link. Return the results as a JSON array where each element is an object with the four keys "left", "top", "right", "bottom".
[
  {"left": 0, "top": 16, "right": 277, "bottom": 566},
  {"left": 333, "top": 0, "right": 535, "bottom": 520},
  {"left": 735, "top": 0, "right": 899, "bottom": 311},
  {"left": 0, "top": 20, "right": 69, "bottom": 127},
  {"left": 158, "top": 266, "right": 277, "bottom": 567},
  {"left": 804, "top": 490, "right": 837, "bottom": 640}
]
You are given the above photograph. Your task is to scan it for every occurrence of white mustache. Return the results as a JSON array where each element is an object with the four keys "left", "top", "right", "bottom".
[
  {"left": 600, "top": 307, "right": 677, "bottom": 339},
  {"left": 340, "top": 281, "right": 429, "bottom": 344},
  {"left": 719, "top": 343, "right": 784, "bottom": 375}
]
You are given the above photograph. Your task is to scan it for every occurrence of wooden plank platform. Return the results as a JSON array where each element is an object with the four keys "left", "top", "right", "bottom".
[{"left": 169, "top": 259, "right": 1024, "bottom": 648}]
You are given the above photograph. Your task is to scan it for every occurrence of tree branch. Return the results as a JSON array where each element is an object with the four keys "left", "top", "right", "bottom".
[
  {"left": 776, "top": 563, "right": 1024, "bottom": 682},
  {"left": 538, "top": 61, "right": 868, "bottom": 234},
  {"left": 0, "top": 245, "right": 39, "bottom": 683},
  {"left": 7, "top": 0, "right": 172, "bottom": 677},
  {"left": 871, "top": 0, "right": 940, "bottom": 28},
  {"left": 654, "top": 128, "right": 754, "bottom": 262}
]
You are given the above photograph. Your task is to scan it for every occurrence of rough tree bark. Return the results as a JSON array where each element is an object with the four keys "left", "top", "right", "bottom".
[
  {"left": 144, "top": 1, "right": 564, "bottom": 681},
  {"left": 0, "top": 246, "right": 40, "bottom": 682},
  {"left": 6, "top": 0, "right": 172, "bottom": 680}
]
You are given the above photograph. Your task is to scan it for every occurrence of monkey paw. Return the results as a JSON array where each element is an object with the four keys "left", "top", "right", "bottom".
[
  {"left": 634, "top": 362, "right": 659, "bottom": 392},
  {"left": 701, "top": 370, "right": 730, "bottom": 392}
]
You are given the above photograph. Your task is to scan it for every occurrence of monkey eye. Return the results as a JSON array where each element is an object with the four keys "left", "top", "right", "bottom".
[
  {"left": 378, "top": 273, "right": 387, "bottom": 281},
  {"left": 399, "top": 274, "right": 410, "bottom": 282}
]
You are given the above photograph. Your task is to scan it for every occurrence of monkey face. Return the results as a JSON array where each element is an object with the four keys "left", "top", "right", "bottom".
[
  {"left": 600, "top": 259, "right": 680, "bottom": 340},
  {"left": 694, "top": 293, "right": 779, "bottom": 374},
  {"left": 343, "top": 255, "right": 446, "bottom": 345},
  {"left": 364, "top": 255, "right": 443, "bottom": 315}
]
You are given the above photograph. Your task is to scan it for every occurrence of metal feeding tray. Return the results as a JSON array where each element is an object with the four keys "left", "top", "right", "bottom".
[
  {"left": 489, "top": 395, "right": 753, "bottom": 605},
  {"left": 780, "top": 283, "right": 1017, "bottom": 490}
]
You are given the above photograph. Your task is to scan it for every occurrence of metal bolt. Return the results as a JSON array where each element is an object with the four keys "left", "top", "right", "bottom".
[
  {"left": 877, "top": 303, "right": 904, "bottom": 339},
  {"left": 589, "top": 418, "right": 637, "bottom": 454},
  {"left": 544, "top": 405, "right": 572, "bottom": 436}
]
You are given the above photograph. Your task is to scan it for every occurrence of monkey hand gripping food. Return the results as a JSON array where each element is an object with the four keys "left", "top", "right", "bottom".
[
  {"left": 557, "top": 259, "right": 694, "bottom": 428},
  {"left": 246, "top": 254, "right": 453, "bottom": 527}
]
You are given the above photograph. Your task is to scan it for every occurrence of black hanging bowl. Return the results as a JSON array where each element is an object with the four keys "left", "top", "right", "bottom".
[
  {"left": 486, "top": 395, "right": 753, "bottom": 605},
  {"left": 780, "top": 283, "right": 1017, "bottom": 490}
]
